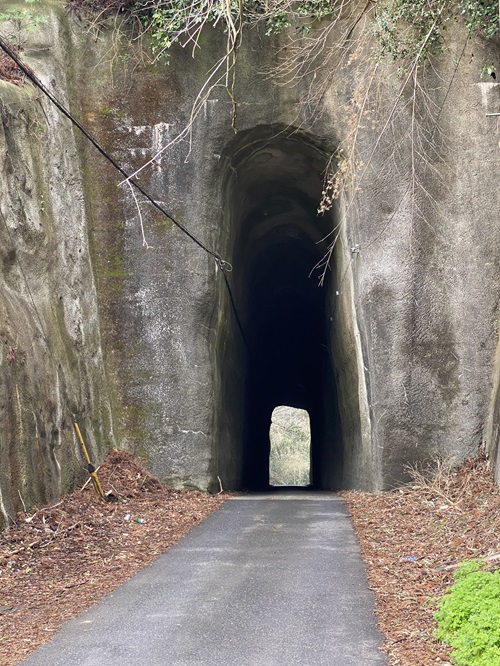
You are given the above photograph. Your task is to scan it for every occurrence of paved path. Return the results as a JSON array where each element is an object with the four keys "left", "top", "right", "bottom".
[{"left": 21, "top": 495, "right": 387, "bottom": 666}]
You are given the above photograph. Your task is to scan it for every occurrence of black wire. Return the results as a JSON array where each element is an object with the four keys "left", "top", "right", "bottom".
[
  {"left": 0, "top": 35, "right": 224, "bottom": 262},
  {"left": 220, "top": 270, "right": 252, "bottom": 354},
  {"left": 0, "top": 35, "right": 251, "bottom": 354}
]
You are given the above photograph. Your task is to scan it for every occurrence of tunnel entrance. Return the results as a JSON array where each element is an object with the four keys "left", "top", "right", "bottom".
[
  {"left": 269, "top": 406, "right": 311, "bottom": 487},
  {"left": 214, "top": 126, "right": 365, "bottom": 492}
]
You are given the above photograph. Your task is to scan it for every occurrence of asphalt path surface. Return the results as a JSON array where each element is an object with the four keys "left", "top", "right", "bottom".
[{"left": 20, "top": 494, "right": 387, "bottom": 665}]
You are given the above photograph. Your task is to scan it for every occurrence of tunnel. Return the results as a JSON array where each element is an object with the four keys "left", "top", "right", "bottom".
[{"left": 213, "top": 126, "right": 365, "bottom": 492}]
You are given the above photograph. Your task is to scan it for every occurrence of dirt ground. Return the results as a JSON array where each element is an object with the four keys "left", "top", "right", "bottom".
[
  {"left": 1, "top": 451, "right": 499, "bottom": 666},
  {"left": 0, "top": 451, "right": 225, "bottom": 666},
  {"left": 342, "top": 453, "right": 500, "bottom": 666}
]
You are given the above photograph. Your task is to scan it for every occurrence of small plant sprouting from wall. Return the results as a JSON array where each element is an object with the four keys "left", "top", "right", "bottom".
[
  {"left": 0, "top": 0, "right": 47, "bottom": 48},
  {"left": 435, "top": 560, "right": 500, "bottom": 666},
  {"left": 0, "top": 0, "right": 48, "bottom": 85},
  {"left": 269, "top": 406, "right": 311, "bottom": 486},
  {"left": 375, "top": 0, "right": 499, "bottom": 65}
]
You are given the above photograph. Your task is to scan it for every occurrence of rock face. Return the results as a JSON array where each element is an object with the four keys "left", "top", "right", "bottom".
[
  {"left": 0, "top": 1, "right": 499, "bottom": 514},
  {"left": 0, "top": 3, "right": 114, "bottom": 524}
]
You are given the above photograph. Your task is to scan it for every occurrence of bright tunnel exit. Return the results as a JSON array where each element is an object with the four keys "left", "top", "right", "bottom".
[{"left": 269, "top": 406, "right": 311, "bottom": 487}]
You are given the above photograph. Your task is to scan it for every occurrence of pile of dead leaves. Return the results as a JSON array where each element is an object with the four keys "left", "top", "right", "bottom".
[
  {"left": 342, "top": 453, "right": 500, "bottom": 666},
  {"left": 0, "top": 45, "right": 24, "bottom": 87},
  {"left": 0, "top": 450, "right": 225, "bottom": 666}
]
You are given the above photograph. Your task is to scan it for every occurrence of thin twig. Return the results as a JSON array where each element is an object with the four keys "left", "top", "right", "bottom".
[
  {"left": 127, "top": 181, "right": 152, "bottom": 249},
  {"left": 81, "top": 466, "right": 101, "bottom": 492},
  {"left": 17, "top": 490, "right": 27, "bottom": 513}
]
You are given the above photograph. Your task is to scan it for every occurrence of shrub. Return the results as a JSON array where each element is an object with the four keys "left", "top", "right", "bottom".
[{"left": 436, "top": 560, "right": 500, "bottom": 666}]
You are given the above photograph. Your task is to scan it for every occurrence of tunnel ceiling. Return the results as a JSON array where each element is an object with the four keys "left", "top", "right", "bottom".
[
  {"left": 230, "top": 135, "right": 333, "bottom": 277},
  {"left": 227, "top": 130, "right": 335, "bottom": 330}
]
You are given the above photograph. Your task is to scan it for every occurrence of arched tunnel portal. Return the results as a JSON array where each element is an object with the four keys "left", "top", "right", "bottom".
[{"left": 213, "top": 127, "right": 364, "bottom": 491}]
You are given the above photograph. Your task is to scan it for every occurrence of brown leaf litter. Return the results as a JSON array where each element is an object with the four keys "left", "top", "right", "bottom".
[
  {"left": 0, "top": 45, "right": 24, "bottom": 87},
  {"left": 1, "top": 450, "right": 499, "bottom": 666},
  {"left": 342, "top": 453, "right": 500, "bottom": 665},
  {"left": 0, "top": 450, "right": 225, "bottom": 666}
]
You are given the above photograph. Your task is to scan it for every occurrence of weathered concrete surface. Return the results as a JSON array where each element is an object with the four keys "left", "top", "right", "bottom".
[
  {"left": 76, "top": 11, "right": 499, "bottom": 489},
  {"left": 488, "top": 336, "right": 500, "bottom": 483},
  {"left": 1, "top": 0, "right": 499, "bottom": 510},
  {"left": 19, "top": 496, "right": 387, "bottom": 666},
  {"left": 0, "top": 1, "right": 115, "bottom": 524}
]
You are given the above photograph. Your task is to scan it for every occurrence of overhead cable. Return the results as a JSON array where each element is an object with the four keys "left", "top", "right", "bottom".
[
  {"left": 0, "top": 35, "right": 229, "bottom": 269},
  {"left": 0, "top": 35, "right": 251, "bottom": 353}
]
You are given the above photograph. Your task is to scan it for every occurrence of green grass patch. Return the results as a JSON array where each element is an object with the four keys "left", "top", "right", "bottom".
[{"left": 436, "top": 560, "right": 500, "bottom": 666}]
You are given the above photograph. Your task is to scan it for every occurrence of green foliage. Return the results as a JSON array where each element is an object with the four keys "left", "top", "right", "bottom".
[
  {"left": 374, "top": 0, "right": 498, "bottom": 65},
  {"left": 459, "top": 0, "right": 499, "bottom": 38},
  {"left": 0, "top": 0, "right": 47, "bottom": 46},
  {"left": 0, "top": 7, "right": 45, "bottom": 27},
  {"left": 375, "top": 0, "right": 448, "bottom": 62},
  {"left": 480, "top": 63, "right": 497, "bottom": 78},
  {"left": 264, "top": 10, "right": 290, "bottom": 36},
  {"left": 435, "top": 560, "right": 500, "bottom": 666},
  {"left": 128, "top": 0, "right": 500, "bottom": 66},
  {"left": 259, "top": 0, "right": 335, "bottom": 35},
  {"left": 269, "top": 406, "right": 310, "bottom": 486},
  {"left": 138, "top": 0, "right": 229, "bottom": 61},
  {"left": 134, "top": 0, "right": 337, "bottom": 59}
]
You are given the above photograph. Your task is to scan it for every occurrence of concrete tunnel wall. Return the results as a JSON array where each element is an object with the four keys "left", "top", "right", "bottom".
[
  {"left": 2, "top": 5, "right": 498, "bottom": 517},
  {"left": 71, "top": 20, "right": 497, "bottom": 494},
  {"left": 211, "top": 126, "right": 369, "bottom": 491}
]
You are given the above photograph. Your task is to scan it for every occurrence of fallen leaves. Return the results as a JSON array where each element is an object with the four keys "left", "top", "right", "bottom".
[
  {"left": 0, "top": 46, "right": 24, "bottom": 87},
  {"left": 0, "top": 450, "right": 225, "bottom": 666},
  {"left": 2, "top": 450, "right": 499, "bottom": 666},
  {"left": 342, "top": 454, "right": 500, "bottom": 666}
]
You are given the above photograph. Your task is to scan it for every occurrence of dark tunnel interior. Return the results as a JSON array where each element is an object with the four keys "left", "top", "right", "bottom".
[{"left": 218, "top": 128, "right": 345, "bottom": 491}]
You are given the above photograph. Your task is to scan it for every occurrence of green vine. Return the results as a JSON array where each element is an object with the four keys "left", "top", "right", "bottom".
[
  {"left": 132, "top": 0, "right": 338, "bottom": 61},
  {"left": 0, "top": 0, "right": 47, "bottom": 47},
  {"left": 374, "top": 0, "right": 499, "bottom": 64},
  {"left": 460, "top": 0, "right": 499, "bottom": 38},
  {"left": 72, "top": 0, "right": 499, "bottom": 66}
]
